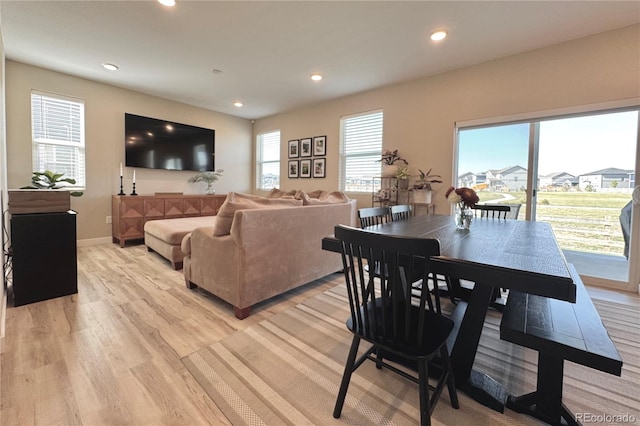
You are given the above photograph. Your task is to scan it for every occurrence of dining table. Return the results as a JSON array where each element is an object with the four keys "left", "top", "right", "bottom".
[{"left": 322, "top": 213, "right": 577, "bottom": 412}]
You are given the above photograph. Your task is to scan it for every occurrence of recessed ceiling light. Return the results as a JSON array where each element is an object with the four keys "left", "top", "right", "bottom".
[
  {"left": 310, "top": 73, "right": 323, "bottom": 81},
  {"left": 102, "top": 62, "right": 119, "bottom": 71},
  {"left": 430, "top": 30, "right": 448, "bottom": 41},
  {"left": 157, "top": 0, "right": 176, "bottom": 6},
  {"left": 233, "top": 101, "right": 244, "bottom": 108}
]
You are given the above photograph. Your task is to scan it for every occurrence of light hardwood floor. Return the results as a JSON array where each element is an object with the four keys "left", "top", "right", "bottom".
[
  {"left": 1, "top": 243, "right": 638, "bottom": 425},
  {"left": 1, "top": 243, "right": 338, "bottom": 425}
]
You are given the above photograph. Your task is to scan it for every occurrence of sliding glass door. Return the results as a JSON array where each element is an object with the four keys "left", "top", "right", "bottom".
[
  {"left": 537, "top": 111, "right": 637, "bottom": 284},
  {"left": 455, "top": 106, "right": 639, "bottom": 291}
]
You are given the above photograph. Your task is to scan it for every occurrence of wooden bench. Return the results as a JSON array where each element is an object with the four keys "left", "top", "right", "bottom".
[{"left": 499, "top": 264, "right": 622, "bottom": 426}]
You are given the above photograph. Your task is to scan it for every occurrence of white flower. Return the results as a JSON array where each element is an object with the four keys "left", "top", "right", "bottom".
[{"left": 447, "top": 192, "right": 462, "bottom": 204}]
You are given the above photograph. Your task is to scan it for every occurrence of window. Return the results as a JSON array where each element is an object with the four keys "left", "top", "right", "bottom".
[
  {"left": 455, "top": 104, "right": 639, "bottom": 289},
  {"left": 256, "top": 130, "right": 280, "bottom": 189},
  {"left": 31, "top": 91, "right": 85, "bottom": 189},
  {"left": 339, "top": 110, "right": 383, "bottom": 192}
]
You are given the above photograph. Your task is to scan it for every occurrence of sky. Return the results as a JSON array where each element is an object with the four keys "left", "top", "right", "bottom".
[{"left": 458, "top": 110, "right": 638, "bottom": 177}]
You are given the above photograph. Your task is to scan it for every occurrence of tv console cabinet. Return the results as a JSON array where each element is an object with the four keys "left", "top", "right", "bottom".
[{"left": 112, "top": 194, "right": 226, "bottom": 247}]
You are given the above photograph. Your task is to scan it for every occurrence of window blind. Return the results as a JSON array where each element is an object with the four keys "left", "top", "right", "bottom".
[
  {"left": 340, "top": 110, "right": 383, "bottom": 192},
  {"left": 31, "top": 92, "right": 86, "bottom": 189},
  {"left": 257, "top": 130, "right": 280, "bottom": 189}
]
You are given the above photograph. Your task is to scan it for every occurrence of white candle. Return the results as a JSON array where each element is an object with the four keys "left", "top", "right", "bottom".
[
  {"left": 133, "top": 169, "right": 136, "bottom": 183},
  {"left": 120, "top": 162, "right": 123, "bottom": 177}
]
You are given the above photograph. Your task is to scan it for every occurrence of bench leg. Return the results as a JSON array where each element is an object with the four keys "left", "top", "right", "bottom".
[{"left": 508, "top": 352, "right": 579, "bottom": 426}]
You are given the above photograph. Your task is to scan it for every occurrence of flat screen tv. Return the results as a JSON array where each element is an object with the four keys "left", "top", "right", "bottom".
[{"left": 124, "top": 113, "right": 215, "bottom": 172}]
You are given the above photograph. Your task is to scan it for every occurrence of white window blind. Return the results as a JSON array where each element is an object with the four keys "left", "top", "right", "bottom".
[
  {"left": 257, "top": 130, "right": 280, "bottom": 189},
  {"left": 339, "top": 110, "right": 383, "bottom": 192},
  {"left": 31, "top": 92, "right": 86, "bottom": 189}
]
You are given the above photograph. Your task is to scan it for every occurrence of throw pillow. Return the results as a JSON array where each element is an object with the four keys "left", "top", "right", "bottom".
[
  {"left": 307, "top": 189, "right": 327, "bottom": 199},
  {"left": 213, "top": 192, "right": 302, "bottom": 236},
  {"left": 301, "top": 190, "right": 350, "bottom": 205},
  {"left": 266, "top": 188, "right": 298, "bottom": 199}
]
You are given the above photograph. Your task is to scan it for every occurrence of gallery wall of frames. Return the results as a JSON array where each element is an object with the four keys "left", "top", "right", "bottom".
[{"left": 287, "top": 135, "right": 326, "bottom": 179}]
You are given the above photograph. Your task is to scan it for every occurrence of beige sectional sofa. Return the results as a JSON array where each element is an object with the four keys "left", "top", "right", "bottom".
[
  {"left": 144, "top": 216, "right": 216, "bottom": 269},
  {"left": 182, "top": 191, "right": 357, "bottom": 319}
]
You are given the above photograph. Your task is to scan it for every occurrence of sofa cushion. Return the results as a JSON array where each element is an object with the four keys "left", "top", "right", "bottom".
[
  {"left": 213, "top": 192, "right": 302, "bottom": 236},
  {"left": 144, "top": 216, "right": 217, "bottom": 245},
  {"left": 266, "top": 188, "right": 298, "bottom": 198},
  {"left": 301, "top": 190, "right": 350, "bottom": 205}
]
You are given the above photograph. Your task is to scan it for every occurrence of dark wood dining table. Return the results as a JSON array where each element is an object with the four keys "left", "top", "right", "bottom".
[{"left": 322, "top": 214, "right": 577, "bottom": 412}]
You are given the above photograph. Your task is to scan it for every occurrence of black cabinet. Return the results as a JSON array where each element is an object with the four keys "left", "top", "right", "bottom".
[{"left": 11, "top": 211, "right": 78, "bottom": 306}]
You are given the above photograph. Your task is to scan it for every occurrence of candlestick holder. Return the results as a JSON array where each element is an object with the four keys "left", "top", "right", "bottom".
[
  {"left": 130, "top": 182, "right": 138, "bottom": 196},
  {"left": 118, "top": 176, "right": 125, "bottom": 195}
]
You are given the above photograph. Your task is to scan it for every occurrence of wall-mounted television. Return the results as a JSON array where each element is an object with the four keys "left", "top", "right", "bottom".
[{"left": 124, "top": 113, "right": 215, "bottom": 172}]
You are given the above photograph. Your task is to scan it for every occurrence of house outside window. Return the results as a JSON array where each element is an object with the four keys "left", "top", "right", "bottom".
[
  {"left": 339, "top": 110, "right": 383, "bottom": 192},
  {"left": 257, "top": 130, "right": 280, "bottom": 190},
  {"left": 31, "top": 91, "right": 86, "bottom": 189}
]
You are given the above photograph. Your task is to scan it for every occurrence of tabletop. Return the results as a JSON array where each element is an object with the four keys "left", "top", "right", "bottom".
[{"left": 325, "top": 214, "right": 577, "bottom": 302}]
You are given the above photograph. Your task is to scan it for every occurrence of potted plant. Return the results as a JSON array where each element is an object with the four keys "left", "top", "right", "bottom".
[
  {"left": 411, "top": 168, "right": 442, "bottom": 204},
  {"left": 12, "top": 170, "right": 82, "bottom": 214},
  {"left": 377, "top": 149, "right": 408, "bottom": 176},
  {"left": 21, "top": 170, "right": 83, "bottom": 196},
  {"left": 188, "top": 169, "right": 224, "bottom": 194},
  {"left": 395, "top": 165, "right": 410, "bottom": 190}
]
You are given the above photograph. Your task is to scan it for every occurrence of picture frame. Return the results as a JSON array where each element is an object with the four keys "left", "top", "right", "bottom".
[
  {"left": 312, "top": 158, "right": 326, "bottom": 178},
  {"left": 300, "top": 159, "right": 312, "bottom": 178},
  {"left": 288, "top": 140, "right": 299, "bottom": 158},
  {"left": 313, "top": 135, "right": 326, "bottom": 156},
  {"left": 288, "top": 160, "right": 299, "bottom": 178},
  {"left": 300, "top": 138, "right": 312, "bottom": 157}
]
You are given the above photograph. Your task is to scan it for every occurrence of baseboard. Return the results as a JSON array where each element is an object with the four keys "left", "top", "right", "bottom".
[{"left": 77, "top": 236, "right": 113, "bottom": 247}]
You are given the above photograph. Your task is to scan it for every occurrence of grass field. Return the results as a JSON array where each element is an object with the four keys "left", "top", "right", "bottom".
[{"left": 479, "top": 191, "right": 631, "bottom": 255}]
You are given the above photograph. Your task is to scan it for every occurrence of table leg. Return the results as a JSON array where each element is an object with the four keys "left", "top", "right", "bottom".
[{"left": 448, "top": 281, "right": 508, "bottom": 412}]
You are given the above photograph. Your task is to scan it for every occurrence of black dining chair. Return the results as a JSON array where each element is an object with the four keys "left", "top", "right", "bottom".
[
  {"left": 472, "top": 204, "right": 511, "bottom": 219},
  {"left": 333, "top": 225, "right": 459, "bottom": 425},
  {"left": 390, "top": 204, "right": 413, "bottom": 221},
  {"left": 358, "top": 206, "right": 392, "bottom": 228},
  {"left": 389, "top": 204, "right": 456, "bottom": 305}
]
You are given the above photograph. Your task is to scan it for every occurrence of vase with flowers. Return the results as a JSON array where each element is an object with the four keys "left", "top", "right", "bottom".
[{"left": 445, "top": 186, "right": 479, "bottom": 230}]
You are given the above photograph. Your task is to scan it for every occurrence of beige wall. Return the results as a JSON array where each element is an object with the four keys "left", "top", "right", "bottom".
[
  {"left": 254, "top": 24, "right": 640, "bottom": 214},
  {"left": 1, "top": 17, "right": 7, "bottom": 338},
  {"left": 5, "top": 62, "right": 252, "bottom": 241}
]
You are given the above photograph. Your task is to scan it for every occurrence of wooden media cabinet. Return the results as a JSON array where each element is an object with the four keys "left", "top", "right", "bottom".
[{"left": 112, "top": 194, "right": 226, "bottom": 247}]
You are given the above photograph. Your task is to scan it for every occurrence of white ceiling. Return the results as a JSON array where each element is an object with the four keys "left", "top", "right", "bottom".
[{"left": 2, "top": 1, "right": 639, "bottom": 120}]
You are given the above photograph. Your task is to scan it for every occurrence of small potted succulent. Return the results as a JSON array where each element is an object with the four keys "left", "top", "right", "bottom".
[{"left": 411, "top": 168, "right": 442, "bottom": 204}]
